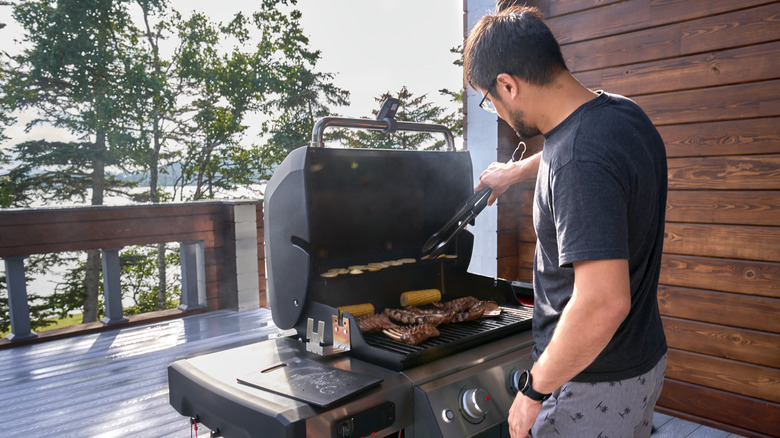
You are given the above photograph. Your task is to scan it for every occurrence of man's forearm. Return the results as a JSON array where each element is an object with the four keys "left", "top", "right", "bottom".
[
  {"left": 510, "top": 151, "right": 542, "bottom": 183},
  {"left": 530, "top": 259, "right": 631, "bottom": 394}
]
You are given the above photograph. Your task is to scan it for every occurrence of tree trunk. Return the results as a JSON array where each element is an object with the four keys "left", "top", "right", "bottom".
[
  {"left": 92, "top": 131, "right": 105, "bottom": 206},
  {"left": 157, "top": 243, "right": 166, "bottom": 310},
  {"left": 82, "top": 250, "right": 101, "bottom": 323},
  {"left": 150, "top": 114, "right": 167, "bottom": 310}
]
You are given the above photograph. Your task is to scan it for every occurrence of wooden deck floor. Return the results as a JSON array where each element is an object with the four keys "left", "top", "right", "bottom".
[{"left": 0, "top": 308, "right": 745, "bottom": 438}]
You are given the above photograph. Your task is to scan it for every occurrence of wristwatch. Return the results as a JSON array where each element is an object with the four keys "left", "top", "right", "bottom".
[{"left": 517, "top": 369, "right": 552, "bottom": 402}]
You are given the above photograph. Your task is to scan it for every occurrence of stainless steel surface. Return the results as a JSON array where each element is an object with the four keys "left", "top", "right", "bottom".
[
  {"left": 169, "top": 327, "right": 534, "bottom": 438},
  {"left": 169, "top": 336, "right": 414, "bottom": 438},
  {"left": 310, "top": 116, "right": 456, "bottom": 150}
]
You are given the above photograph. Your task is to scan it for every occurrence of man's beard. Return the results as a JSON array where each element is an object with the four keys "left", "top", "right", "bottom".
[{"left": 508, "top": 108, "right": 541, "bottom": 139}]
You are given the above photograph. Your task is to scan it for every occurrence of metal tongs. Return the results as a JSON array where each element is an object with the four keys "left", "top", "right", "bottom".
[{"left": 420, "top": 142, "right": 527, "bottom": 260}]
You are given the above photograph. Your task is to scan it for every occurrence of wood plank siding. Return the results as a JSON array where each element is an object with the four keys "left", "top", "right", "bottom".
[{"left": 492, "top": 1, "right": 780, "bottom": 436}]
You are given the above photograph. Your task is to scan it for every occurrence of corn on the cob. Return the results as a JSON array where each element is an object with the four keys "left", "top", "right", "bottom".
[
  {"left": 400, "top": 289, "right": 441, "bottom": 307},
  {"left": 337, "top": 303, "right": 375, "bottom": 318}
]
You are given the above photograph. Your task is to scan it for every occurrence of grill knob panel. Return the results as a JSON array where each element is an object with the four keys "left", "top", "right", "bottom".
[{"left": 460, "top": 388, "right": 491, "bottom": 423}]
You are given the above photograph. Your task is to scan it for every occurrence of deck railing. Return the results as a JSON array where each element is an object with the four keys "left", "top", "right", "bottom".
[{"left": 0, "top": 200, "right": 266, "bottom": 344}]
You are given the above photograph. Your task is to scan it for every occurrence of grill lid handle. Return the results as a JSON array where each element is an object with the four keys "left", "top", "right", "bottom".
[
  {"left": 310, "top": 98, "right": 456, "bottom": 150},
  {"left": 376, "top": 97, "right": 399, "bottom": 134}
]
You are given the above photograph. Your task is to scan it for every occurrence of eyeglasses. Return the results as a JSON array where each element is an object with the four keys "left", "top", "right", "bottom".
[{"left": 478, "top": 80, "right": 498, "bottom": 114}]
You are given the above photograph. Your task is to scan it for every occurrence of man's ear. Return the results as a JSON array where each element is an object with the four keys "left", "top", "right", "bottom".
[{"left": 496, "top": 73, "right": 521, "bottom": 100}]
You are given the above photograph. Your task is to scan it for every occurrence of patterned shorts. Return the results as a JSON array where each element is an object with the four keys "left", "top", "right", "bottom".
[{"left": 531, "top": 354, "right": 667, "bottom": 438}]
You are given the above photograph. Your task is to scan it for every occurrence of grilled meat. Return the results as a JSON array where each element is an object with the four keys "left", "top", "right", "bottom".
[
  {"left": 384, "top": 307, "right": 455, "bottom": 326},
  {"left": 383, "top": 324, "right": 440, "bottom": 346},
  {"left": 357, "top": 313, "right": 399, "bottom": 333},
  {"left": 433, "top": 296, "right": 480, "bottom": 313},
  {"left": 473, "top": 300, "right": 502, "bottom": 317},
  {"left": 452, "top": 307, "right": 484, "bottom": 322},
  {"left": 366, "top": 296, "right": 505, "bottom": 344}
]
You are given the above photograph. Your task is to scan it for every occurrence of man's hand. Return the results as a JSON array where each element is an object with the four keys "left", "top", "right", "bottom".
[
  {"left": 475, "top": 153, "right": 541, "bottom": 206},
  {"left": 476, "top": 161, "right": 515, "bottom": 205},
  {"left": 508, "top": 392, "right": 542, "bottom": 438}
]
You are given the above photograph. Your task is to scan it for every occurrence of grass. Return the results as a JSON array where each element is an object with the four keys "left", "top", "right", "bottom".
[
  {"left": 1, "top": 313, "right": 85, "bottom": 338},
  {"left": 45, "top": 313, "right": 85, "bottom": 330}
]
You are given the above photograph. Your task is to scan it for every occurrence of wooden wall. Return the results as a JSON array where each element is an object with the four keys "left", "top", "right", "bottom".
[{"left": 492, "top": 1, "right": 780, "bottom": 436}]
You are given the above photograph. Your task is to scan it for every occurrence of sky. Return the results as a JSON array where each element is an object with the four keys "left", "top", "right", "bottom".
[
  {"left": 0, "top": 0, "right": 466, "bottom": 145},
  {"left": 293, "top": 0, "right": 465, "bottom": 118},
  {"left": 181, "top": 0, "right": 466, "bottom": 119}
]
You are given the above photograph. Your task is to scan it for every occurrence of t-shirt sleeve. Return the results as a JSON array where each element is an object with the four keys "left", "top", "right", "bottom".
[{"left": 551, "top": 159, "right": 630, "bottom": 267}]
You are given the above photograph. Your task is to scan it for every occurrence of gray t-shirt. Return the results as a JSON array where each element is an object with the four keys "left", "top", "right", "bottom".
[{"left": 532, "top": 91, "right": 668, "bottom": 382}]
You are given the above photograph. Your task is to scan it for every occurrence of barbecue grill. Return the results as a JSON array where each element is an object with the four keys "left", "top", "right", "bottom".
[{"left": 168, "top": 103, "right": 536, "bottom": 438}]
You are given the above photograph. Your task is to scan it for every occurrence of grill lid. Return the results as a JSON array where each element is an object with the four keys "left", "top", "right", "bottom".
[{"left": 264, "top": 112, "right": 472, "bottom": 330}]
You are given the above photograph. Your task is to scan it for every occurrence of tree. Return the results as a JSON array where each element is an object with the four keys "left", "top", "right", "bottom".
[
  {"left": 336, "top": 86, "right": 462, "bottom": 151},
  {"left": 1, "top": 0, "right": 152, "bottom": 322},
  {"left": 162, "top": 3, "right": 350, "bottom": 193},
  {"left": 0, "top": 0, "right": 351, "bottom": 323},
  {"left": 0, "top": 4, "right": 16, "bottom": 207},
  {"left": 124, "top": 0, "right": 349, "bottom": 305},
  {"left": 258, "top": 67, "right": 350, "bottom": 178},
  {"left": 119, "top": 244, "right": 181, "bottom": 315}
]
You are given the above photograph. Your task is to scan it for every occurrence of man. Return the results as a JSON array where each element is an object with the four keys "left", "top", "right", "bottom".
[{"left": 464, "top": 5, "right": 668, "bottom": 438}]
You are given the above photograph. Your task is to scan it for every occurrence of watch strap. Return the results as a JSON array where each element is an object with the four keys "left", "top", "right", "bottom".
[{"left": 521, "top": 369, "right": 552, "bottom": 402}]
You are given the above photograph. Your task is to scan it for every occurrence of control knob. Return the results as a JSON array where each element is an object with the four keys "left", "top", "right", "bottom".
[
  {"left": 460, "top": 388, "right": 491, "bottom": 422},
  {"left": 509, "top": 368, "right": 523, "bottom": 394}
]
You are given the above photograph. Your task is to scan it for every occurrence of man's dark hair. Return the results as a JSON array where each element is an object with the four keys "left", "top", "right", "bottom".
[{"left": 464, "top": 5, "right": 568, "bottom": 91}]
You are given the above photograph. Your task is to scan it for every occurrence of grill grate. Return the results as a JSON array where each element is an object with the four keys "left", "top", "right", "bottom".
[{"left": 362, "top": 305, "right": 533, "bottom": 356}]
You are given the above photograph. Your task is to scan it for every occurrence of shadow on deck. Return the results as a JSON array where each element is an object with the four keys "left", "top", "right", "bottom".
[{"left": 0, "top": 308, "right": 745, "bottom": 438}]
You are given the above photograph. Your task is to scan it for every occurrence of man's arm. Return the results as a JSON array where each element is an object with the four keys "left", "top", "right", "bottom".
[
  {"left": 476, "top": 152, "right": 542, "bottom": 205},
  {"left": 508, "top": 259, "right": 631, "bottom": 438}
]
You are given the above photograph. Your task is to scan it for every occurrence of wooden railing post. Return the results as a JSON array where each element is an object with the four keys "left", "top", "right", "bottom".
[
  {"left": 179, "top": 241, "right": 205, "bottom": 311},
  {"left": 3, "top": 256, "right": 38, "bottom": 342},
  {"left": 234, "top": 203, "right": 260, "bottom": 311},
  {"left": 100, "top": 248, "right": 128, "bottom": 326},
  {"left": 0, "top": 201, "right": 267, "bottom": 343}
]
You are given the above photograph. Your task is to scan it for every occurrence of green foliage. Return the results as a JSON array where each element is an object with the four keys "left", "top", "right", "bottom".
[
  {"left": 1, "top": 0, "right": 146, "bottom": 208},
  {"left": 0, "top": 285, "right": 57, "bottom": 334},
  {"left": 6, "top": 0, "right": 140, "bottom": 137},
  {"left": 334, "top": 86, "right": 462, "bottom": 151},
  {"left": 117, "top": 0, "right": 350, "bottom": 199},
  {"left": 0, "top": 175, "right": 14, "bottom": 208},
  {"left": 3, "top": 140, "right": 138, "bottom": 206},
  {"left": 119, "top": 245, "right": 181, "bottom": 315},
  {"left": 258, "top": 68, "right": 350, "bottom": 178}
]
